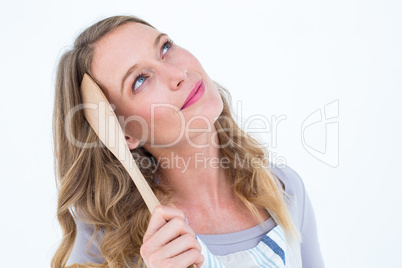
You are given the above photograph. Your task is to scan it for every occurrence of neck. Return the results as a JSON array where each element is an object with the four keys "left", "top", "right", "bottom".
[{"left": 144, "top": 130, "right": 234, "bottom": 207}]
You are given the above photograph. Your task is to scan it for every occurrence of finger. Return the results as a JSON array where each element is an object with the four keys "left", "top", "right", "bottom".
[
  {"left": 177, "top": 249, "right": 204, "bottom": 268},
  {"left": 167, "top": 203, "right": 177, "bottom": 209},
  {"left": 143, "top": 205, "right": 186, "bottom": 243},
  {"left": 157, "top": 233, "right": 202, "bottom": 260},
  {"left": 144, "top": 216, "right": 195, "bottom": 254},
  {"left": 161, "top": 249, "right": 204, "bottom": 268}
]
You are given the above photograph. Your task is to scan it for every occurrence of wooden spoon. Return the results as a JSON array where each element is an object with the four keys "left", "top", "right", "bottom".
[
  {"left": 80, "top": 73, "right": 160, "bottom": 212},
  {"left": 80, "top": 73, "right": 197, "bottom": 268}
]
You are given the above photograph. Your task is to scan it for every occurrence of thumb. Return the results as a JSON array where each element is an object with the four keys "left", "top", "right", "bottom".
[{"left": 167, "top": 203, "right": 189, "bottom": 224}]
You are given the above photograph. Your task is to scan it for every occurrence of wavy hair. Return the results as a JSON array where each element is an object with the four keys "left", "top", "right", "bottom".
[{"left": 51, "top": 15, "right": 300, "bottom": 268}]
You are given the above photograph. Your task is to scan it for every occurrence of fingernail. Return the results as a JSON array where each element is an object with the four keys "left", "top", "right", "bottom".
[
  {"left": 185, "top": 217, "right": 189, "bottom": 224},
  {"left": 167, "top": 203, "right": 176, "bottom": 208}
]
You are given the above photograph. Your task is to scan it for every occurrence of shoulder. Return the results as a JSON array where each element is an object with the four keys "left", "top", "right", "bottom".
[
  {"left": 269, "top": 162, "right": 326, "bottom": 267},
  {"left": 268, "top": 162, "right": 306, "bottom": 231}
]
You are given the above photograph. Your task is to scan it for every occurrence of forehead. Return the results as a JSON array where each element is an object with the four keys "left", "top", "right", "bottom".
[{"left": 91, "top": 22, "right": 161, "bottom": 93}]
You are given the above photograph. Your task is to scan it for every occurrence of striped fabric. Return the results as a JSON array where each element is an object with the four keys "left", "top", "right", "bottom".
[{"left": 197, "top": 225, "right": 291, "bottom": 268}]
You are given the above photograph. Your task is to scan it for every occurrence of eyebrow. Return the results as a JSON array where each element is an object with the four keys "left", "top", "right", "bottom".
[{"left": 120, "top": 33, "right": 168, "bottom": 95}]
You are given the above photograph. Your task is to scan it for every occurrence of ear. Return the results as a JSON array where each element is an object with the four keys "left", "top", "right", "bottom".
[{"left": 125, "top": 135, "right": 140, "bottom": 150}]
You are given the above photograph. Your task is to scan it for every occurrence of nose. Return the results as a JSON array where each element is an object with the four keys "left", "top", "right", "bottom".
[{"left": 159, "top": 63, "right": 187, "bottom": 91}]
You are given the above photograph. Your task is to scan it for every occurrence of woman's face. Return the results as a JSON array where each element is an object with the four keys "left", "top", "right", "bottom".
[{"left": 91, "top": 22, "right": 223, "bottom": 151}]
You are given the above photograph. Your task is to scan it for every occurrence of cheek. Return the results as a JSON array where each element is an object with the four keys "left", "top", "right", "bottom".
[
  {"left": 123, "top": 105, "right": 186, "bottom": 144},
  {"left": 151, "top": 107, "right": 186, "bottom": 138},
  {"left": 118, "top": 108, "right": 152, "bottom": 140}
]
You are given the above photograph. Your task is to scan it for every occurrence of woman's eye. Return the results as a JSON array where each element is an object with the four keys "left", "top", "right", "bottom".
[
  {"left": 161, "top": 39, "right": 173, "bottom": 56},
  {"left": 132, "top": 74, "right": 146, "bottom": 92},
  {"left": 131, "top": 39, "right": 173, "bottom": 93}
]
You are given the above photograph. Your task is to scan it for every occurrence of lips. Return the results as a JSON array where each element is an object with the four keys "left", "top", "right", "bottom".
[{"left": 180, "top": 79, "right": 205, "bottom": 110}]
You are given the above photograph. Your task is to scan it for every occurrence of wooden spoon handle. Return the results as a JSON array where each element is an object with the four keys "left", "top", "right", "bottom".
[
  {"left": 80, "top": 73, "right": 160, "bottom": 212},
  {"left": 118, "top": 143, "right": 161, "bottom": 213}
]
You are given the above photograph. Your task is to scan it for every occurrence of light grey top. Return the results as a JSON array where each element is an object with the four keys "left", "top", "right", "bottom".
[
  {"left": 196, "top": 217, "right": 276, "bottom": 256},
  {"left": 66, "top": 164, "right": 325, "bottom": 267}
]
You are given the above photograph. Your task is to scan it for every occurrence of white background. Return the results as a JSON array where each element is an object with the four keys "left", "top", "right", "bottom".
[{"left": 0, "top": 0, "right": 401, "bottom": 267}]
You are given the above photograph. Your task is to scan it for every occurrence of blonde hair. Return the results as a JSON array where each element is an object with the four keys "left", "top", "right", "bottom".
[{"left": 52, "top": 15, "right": 300, "bottom": 268}]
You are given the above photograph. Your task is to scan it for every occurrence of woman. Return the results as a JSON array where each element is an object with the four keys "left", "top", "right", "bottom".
[{"left": 52, "top": 15, "right": 324, "bottom": 268}]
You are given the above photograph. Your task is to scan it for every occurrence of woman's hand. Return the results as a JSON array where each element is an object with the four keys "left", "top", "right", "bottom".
[{"left": 140, "top": 204, "right": 204, "bottom": 268}]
